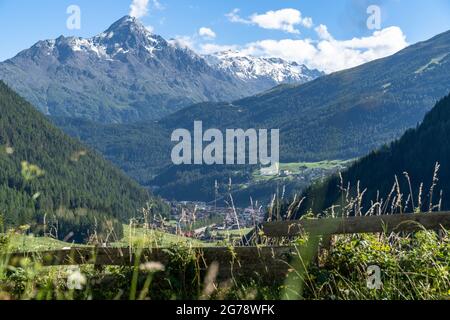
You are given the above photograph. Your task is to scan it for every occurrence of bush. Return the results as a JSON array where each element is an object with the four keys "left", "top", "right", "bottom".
[{"left": 299, "top": 230, "right": 450, "bottom": 300}]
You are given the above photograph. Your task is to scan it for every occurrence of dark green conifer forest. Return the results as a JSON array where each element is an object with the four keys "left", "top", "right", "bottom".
[{"left": 0, "top": 81, "right": 167, "bottom": 242}]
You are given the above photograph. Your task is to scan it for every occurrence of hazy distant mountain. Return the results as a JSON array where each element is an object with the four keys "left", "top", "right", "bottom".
[{"left": 204, "top": 50, "right": 324, "bottom": 92}]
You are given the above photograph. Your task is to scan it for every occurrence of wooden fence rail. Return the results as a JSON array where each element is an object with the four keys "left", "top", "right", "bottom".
[
  {"left": 4, "top": 212, "right": 450, "bottom": 283},
  {"left": 244, "top": 212, "right": 450, "bottom": 243},
  {"left": 6, "top": 246, "right": 295, "bottom": 283}
]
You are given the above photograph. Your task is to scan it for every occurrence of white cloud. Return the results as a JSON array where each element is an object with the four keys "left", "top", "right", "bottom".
[
  {"left": 129, "top": 0, "right": 150, "bottom": 19},
  {"left": 200, "top": 43, "right": 239, "bottom": 55},
  {"left": 315, "top": 24, "right": 333, "bottom": 41},
  {"left": 169, "top": 35, "right": 195, "bottom": 50},
  {"left": 198, "top": 27, "right": 216, "bottom": 39},
  {"left": 145, "top": 25, "right": 154, "bottom": 33},
  {"left": 226, "top": 8, "right": 313, "bottom": 34},
  {"left": 215, "top": 26, "right": 407, "bottom": 73},
  {"left": 172, "top": 7, "right": 407, "bottom": 73},
  {"left": 226, "top": 8, "right": 251, "bottom": 24},
  {"left": 129, "top": 0, "right": 164, "bottom": 19},
  {"left": 151, "top": 0, "right": 164, "bottom": 11}
]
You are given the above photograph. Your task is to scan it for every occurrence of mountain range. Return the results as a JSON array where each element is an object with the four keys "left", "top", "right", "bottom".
[
  {"left": 51, "top": 28, "right": 450, "bottom": 205},
  {"left": 162, "top": 30, "right": 450, "bottom": 162},
  {"left": 204, "top": 50, "right": 323, "bottom": 93},
  {"left": 0, "top": 16, "right": 321, "bottom": 123},
  {"left": 3, "top": 15, "right": 450, "bottom": 207},
  {"left": 152, "top": 29, "right": 450, "bottom": 203}
]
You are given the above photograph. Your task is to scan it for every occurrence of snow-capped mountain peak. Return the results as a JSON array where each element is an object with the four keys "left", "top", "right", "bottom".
[
  {"left": 2, "top": 15, "right": 324, "bottom": 124},
  {"left": 26, "top": 16, "right": 168, "bottom": 60},
  {"left": 204, "top": 50, "right": 324, "bottom": 85}
]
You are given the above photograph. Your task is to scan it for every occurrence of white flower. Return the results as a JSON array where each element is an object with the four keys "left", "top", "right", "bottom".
[
  {"left": 139, "top": 262, "right": 165, "bottom": 273},
  {"left": 67, "top": 268, "right": 87, "bottom": 290}
]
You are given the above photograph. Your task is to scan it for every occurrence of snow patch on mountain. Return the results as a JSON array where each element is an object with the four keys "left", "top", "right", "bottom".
[
  {"left": 204, "top": 50, "right": 324, "bottom": 85},
  {"left": 40, "top": 16, "right": 167, "bottom": 60}
]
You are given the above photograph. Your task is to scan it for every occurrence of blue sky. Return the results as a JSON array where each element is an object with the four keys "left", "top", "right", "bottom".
[{"left": 1, "top": 0, "right": 449, "bottom": 71}]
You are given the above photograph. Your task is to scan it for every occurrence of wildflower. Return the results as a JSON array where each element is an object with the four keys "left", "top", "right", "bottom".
[
  {"left": 67, "top": 268, "right": 87, "bottom": 290},
  {"left": 5, "top": 147, "right": 13, "bottom": 155},
  {"left": 139, "top": 261, "right": 165, "bottom": 273}
]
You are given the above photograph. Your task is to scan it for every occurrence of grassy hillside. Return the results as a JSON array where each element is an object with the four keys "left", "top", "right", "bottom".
[
  {"left": 111, "top": 224, "right": 204, "bottom": 248},
  {"left": 0, "top": 81, "right": 159, "bottom": 242},
  {"left": 1, "top": 229, "right": 449, "bottom": 300}
]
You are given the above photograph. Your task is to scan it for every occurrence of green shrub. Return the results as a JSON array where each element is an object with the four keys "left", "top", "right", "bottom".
[{"left": 299, "top": 230, "right": 450, "bottom": 300}]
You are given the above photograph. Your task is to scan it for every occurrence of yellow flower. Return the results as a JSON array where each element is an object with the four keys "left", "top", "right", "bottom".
[
  {"left": 21, "top": 161, "right": 45, "bottom": 181},
  {"left": 371, "top": 242, "right": 391, "bottom": 252}
]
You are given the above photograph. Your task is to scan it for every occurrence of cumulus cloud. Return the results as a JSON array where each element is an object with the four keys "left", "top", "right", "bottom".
[
  {"left": 198, "top": 27, "right": 216, "bottom": 39},
  {"left": 225, "top": 8, "right": 250, "bottom": 24},
  {"left": 169, "top": 35, "right": 196, "bottom": 50},
  {"left": 315, "top": 24, "right": 333, "bottom": 41},
  {"left": 226, "top": 8, "right": 313, "bottom": 34},
  {"left": 240, "top": 26, "right": 408, "bottom": 73},
  {"left": 199, "top": 24, "right": 406, "bottom": 73},
  {"left": 129, "top": 0, "right": 163, "bottom": 19},
  {"left": 129, "top": 0, "right": 150, "bottom": 18}
]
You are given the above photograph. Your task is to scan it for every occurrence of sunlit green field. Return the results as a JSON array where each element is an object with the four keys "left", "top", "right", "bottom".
[
  {"left": 3, "top": 225, "right": 205, "bottom": 253},
  {"left": 252, "top": 160, "right": 353, "bottom": 182},
  {"left": 280, "top": 160, "right": 352, "bottom": 171},
  {"left": 6, "top": 233, "right": 79, "bottom": 252},
  {"left": 111, "top": 224, "right": 204, "bottom": 248},
  {"left": 211, "top": 228, "right": 252, "bottom": 238},
  {"left": 3, "top": 224, "right": 255, "bottom": 253}
]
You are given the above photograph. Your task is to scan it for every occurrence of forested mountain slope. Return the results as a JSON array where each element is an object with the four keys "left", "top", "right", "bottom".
[
  {"left": 162, "top": 30, "right": 450, "bottom": 161},
  {"left": 299, "top": 93, "right": 450, "bottom": 215},
  {"left": 0, "top": 82, "right": 157, "bottom": 241}
]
